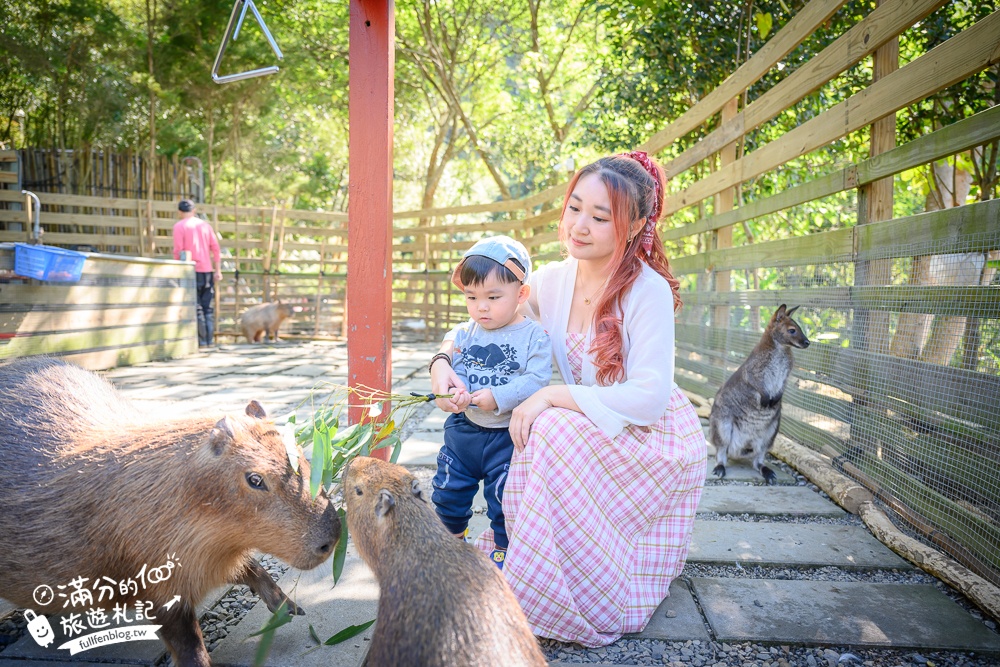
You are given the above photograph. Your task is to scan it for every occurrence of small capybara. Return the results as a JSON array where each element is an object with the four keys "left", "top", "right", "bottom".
[
  {"left": 344, "top": 456, "right": 546, "bottom": 667},
  {"left": 0, "top": 357, "right": 340, "bottom": 667},
  {"left": 240, "top": 301, "right": 293, "bottom": 343}
]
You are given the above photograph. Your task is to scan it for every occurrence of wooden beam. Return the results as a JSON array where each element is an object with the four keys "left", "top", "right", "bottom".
[
  {"left": 664, "top": 9, "right": 1000, "bottom": 217},
  {"left": 711, "top": 97, "right": 739, "bottom": 340},
  {"left": 663, "top": 105, "right": 1000, "bottom": 242},
  {"left": 348, "top": 0, "right": 394, "bottom": 440},
  {"left": 640, "top": 0, "right": 849, "bottom": 156},
  {"left": 661, "top": 0, "right": 947, "bottom": 180}
]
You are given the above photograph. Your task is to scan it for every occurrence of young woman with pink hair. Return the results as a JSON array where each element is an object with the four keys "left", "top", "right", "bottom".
[{"left": 430, "top": 152, "right": 705, "bottom": 647}]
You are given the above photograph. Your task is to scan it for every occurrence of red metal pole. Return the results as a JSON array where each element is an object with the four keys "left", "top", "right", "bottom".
[{"left": 347, "top": 0, "right": 394, "bottom": 456}]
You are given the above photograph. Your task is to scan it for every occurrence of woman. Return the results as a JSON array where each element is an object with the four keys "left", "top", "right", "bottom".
[{"left": 430, "top": 152, "right": 705, "bottom": 647}]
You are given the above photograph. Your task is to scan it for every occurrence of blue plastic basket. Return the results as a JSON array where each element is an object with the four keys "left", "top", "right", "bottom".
[{"left": 13, "top": 243, "right": 86, "bottom": 282}]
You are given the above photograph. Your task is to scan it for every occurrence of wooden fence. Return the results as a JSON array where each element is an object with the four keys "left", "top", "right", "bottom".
[
  {"left": 0, "top": 0, "right": 997, "bottom": 591},
  {"left": 0, "top": 246, "right": 197, "bottom": 369}
]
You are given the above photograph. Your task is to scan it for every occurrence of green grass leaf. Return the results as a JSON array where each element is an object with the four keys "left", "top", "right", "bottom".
[
  {"left": 250, "top": 602, "right": 293, "bottom": 667},
  {"left": 323, "top": 619, "right": 376, "bottom": 645},
  {"left": 332, "top": 507, "right": 348, "bottom": 584},
  {"left": 308, "top": 623, "right": 321, "bottom": 646}
]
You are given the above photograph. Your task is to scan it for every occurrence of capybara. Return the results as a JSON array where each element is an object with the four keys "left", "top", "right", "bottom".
[
  {"left": 343, "top": 456, "right": 546, "bottom": 667},
  {"left": 240, "top": 301, "right": 293, "bottom": 343},
  {"left": 0, "top": 357, "right": 340, "bottom": 667},
  {"left": 711, "top": 304, "right": 811, "bottom": 484}
]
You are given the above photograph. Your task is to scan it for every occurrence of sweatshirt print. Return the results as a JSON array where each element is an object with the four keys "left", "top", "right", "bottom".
[{"left": 452, "top": 317, "right": 552, "bottom": 428}]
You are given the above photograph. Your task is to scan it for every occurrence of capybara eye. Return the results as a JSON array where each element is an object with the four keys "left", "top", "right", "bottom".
[
  {"left": 246, "top": 472, "right": 268, "bottom": 491},
  {"left": 355, "top": 486, "right": 363, "bottom": 496}
]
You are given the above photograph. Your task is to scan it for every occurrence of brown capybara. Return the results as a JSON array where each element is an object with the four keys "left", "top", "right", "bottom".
[
  {"left": 343, "top": 456, "right": 546, "bottom": 667},
  {"left": 0, "top": 357, "right": 340, "bottom": 667},
  {"left": 240, "top": 301, "right": 293, "bottom": 343}
]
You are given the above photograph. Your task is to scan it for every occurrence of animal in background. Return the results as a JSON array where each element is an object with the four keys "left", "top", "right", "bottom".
[
  {"left": 710, "top": 304, "right": 811, "bottom": 485},
  {"left": 0, "top": 357, "right": 341, "bottom": 667},
  {"left": 343, "top": 456, "right": 547, "bottom": 667},
  {"left": 240, "top": 301, "right": 293, "bottom": 343}
]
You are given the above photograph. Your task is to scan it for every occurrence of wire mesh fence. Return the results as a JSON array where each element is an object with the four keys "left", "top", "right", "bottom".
[{"left": 675, "top": 224, "right": 1000, "bottom": 587}]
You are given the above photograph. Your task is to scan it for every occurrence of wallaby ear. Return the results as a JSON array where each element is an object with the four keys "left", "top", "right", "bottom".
[
  {"left": 786, "top": 306, "right": 799, "bottom": 317},
  {"left": 210, "top": 416, "right": 236, "bottom": 455},
  {"left": 375, "top": 489, "right": 396, "bottom": 518},
  {"left": 245, "top": 400, "right": 267, "bottom": 419},
  {"left": 411, "top": 478, "right": 425, "bottom": 502},
  {"left": 772, "top": 304, "right": 787, "bottom": 321}
]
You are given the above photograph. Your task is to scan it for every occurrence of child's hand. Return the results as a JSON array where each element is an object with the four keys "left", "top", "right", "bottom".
[
  {"left": 470, "top": 388, "right": 497, "bottom": 412},
  {"left": 452, "top": 387, "right": 473, "bottom": 411}
]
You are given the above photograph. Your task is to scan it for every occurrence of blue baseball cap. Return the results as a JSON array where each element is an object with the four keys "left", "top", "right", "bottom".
[{"left": 451, "top": 235, "right": 531, "bottom": 290}]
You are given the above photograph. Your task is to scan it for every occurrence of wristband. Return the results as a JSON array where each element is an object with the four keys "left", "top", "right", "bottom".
[{"left": 428, "top": 352, "right": 452, "bottom": 375}]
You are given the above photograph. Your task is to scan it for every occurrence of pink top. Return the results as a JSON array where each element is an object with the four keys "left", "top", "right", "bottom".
[
  {"left": 566, "top": 333, "right": 586, "bottom": 385},
  {"left": 172, "top": 217, "right": 220, "bottom": 273}
]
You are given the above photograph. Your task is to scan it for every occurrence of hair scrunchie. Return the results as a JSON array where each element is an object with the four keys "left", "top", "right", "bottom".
[{"left": 618, "top": 150, "right": 662, "bottom": 255}]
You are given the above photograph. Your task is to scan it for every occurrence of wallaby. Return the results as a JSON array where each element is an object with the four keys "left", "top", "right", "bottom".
[{"left": 710, "top": 304, "right": 811, "bottom": 484}]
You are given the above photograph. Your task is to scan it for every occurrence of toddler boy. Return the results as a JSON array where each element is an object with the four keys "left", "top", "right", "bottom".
[{"left": 430, "top": 236, "right": 551, "bottom": 568}]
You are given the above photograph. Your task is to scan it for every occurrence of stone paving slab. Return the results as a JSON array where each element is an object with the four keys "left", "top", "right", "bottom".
[
  {"left": 407, "top": 409, "right": 449, "bottom": 433},
  {"left": 697, "top": 486, "right": 846, "bottom": 518},
  {"left": 705, "top": 457, "right": 795, "bottom": 484},
  {"left": 688, "top": 522, "right": 912, "bottom": 570},
  {"left": 396, "top": 432, "right": 443, "bottom": 467},
  {"left": 690, "top": 578, "right": 1000, "bottom": 652},
  {"left": 211, "top": 550, "right": 377, "bottom": 667},
  {"left": 627, "top": 578, "right": 709, "bottom": 642}
]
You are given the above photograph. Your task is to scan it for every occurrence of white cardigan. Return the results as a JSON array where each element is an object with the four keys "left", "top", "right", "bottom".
[{"left": 522, "top": 257, "right": 678, "bottom": 439}]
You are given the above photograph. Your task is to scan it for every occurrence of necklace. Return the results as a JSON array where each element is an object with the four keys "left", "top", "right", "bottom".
[{"left": 578, "top": 275, "right": 609, "bottom": 306}]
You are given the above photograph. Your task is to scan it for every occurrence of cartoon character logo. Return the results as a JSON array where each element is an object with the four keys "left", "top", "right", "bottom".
[
  {"left": 464, "top": 343, "right": 520, "bottom": 373},
  {"left": 24, "top": 609, "right": 55, "bottom": 647}
]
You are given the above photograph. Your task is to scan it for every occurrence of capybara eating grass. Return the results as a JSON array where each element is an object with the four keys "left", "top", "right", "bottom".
[
  {"left": 344, "top": 456, "right": 546, "bottom": 667},
  {"left": 240, "top": 301, "right": 293, "bottom": 343},
  {"left": 0, "top": 357, "right": 340, "bottom": 667}
]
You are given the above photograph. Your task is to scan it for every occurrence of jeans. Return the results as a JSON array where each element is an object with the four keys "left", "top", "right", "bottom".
[
  {"left": 431, "top": 412, "right": 514, "bottom": 549},
  {"left": 195, "top": 272, "right": 215, "bottom": 346}
]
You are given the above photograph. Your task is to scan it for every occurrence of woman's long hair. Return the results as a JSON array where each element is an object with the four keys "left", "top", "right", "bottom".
[{"left": 558, "top": 154, "right": 681, "bottom": 385}]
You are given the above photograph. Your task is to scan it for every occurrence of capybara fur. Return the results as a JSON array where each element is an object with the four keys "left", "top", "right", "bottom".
[
  {"left": 240, "top": 301, "right": 293, "bottom": 343},
  {"left": 0, "top": 357, "right": 340, "bottom": 667},
  {"left": 711, "top": 304, "right": 811, "bottom": 484},
  {"left": 344, "top": 456, "right": 545, "bottom": 667}
]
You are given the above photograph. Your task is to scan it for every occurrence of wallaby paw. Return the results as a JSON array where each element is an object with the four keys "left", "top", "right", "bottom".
[
  {"left": 712, "top": 464, "right": 727, "bottom": 479},
  {"left": 761, "top": 466, "right": 777, "bottom": 485}
]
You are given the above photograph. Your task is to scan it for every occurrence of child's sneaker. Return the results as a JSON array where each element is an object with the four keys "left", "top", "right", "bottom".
[{"left": 489, "top": 548, "right": 506, "bottom": 569}]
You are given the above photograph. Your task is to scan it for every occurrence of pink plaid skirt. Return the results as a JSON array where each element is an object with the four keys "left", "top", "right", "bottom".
[{"left": 476, "top": 386, "right": 705, "bottom": 647}]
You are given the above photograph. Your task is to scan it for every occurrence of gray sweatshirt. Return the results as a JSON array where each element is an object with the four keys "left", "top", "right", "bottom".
[{"left": 452, "top": 317, "right": 552, "bottom": 428}]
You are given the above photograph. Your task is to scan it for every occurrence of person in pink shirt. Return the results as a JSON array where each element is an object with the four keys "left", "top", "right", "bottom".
[{"left": 172, "top": 199, "right": 222, "bottom": 348}]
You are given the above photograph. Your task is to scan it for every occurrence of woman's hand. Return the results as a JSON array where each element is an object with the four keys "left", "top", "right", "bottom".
[
  {"left": 430, "top": 349, "right": 467, "bottom": 413},
  {"left": 509, "top": 387, "right": 554, "bottom": 452}
]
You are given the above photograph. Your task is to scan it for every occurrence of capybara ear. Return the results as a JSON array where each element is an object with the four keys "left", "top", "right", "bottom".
[
  {"left": 375, "top": 489, "right": 396, "bottom": 518},
  {"left": 245, "top": 400, "right": 267, "bottom": 419},
  {"left": 410, "top": 479, "right": 425, "bottom": 502},
  {"left": 210, "top": 416, "right": 236, "bottom": 455},
  {"left": 786, "top": 306, "right": 799, "bottom": 317}
]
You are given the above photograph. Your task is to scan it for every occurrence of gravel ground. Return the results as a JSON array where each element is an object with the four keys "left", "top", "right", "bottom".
[{"left": 541, "top": 637, "right": 998, "bottom": 667}]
